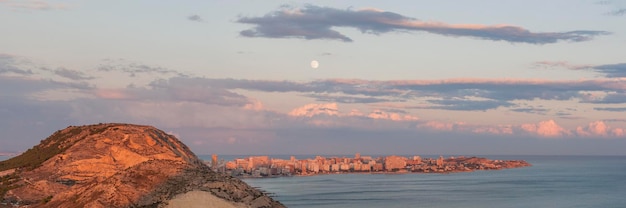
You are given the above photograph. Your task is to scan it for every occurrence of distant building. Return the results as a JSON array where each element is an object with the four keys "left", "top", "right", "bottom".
[
  {"left": 372, "top": 163, "right": 383, "bottom": 172},
  {"left": 211, "top": 154, "right": 218, "bottom": 168},
  {"left": 322, "top": 164, "right": 331, "bottom": 172},
  {"left": 361, "top": 164, "right": 371, "bottom": 172},
  {"left": 340, "top": 163, "right": 350, "bottom": 171},
  {"left": 384, "top": 155, "right": 407, "bottom": 172},
  {"left": 437, "top": 156, "right": 444, "bottom": 168}
]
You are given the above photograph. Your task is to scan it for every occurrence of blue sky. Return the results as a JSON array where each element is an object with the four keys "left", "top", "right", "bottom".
[{"left": 1, "top": 0, "right": 626, "bottom": 155}]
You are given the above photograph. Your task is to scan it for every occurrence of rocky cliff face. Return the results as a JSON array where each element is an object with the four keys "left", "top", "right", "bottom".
[{"left": 0, "top": 123, "right": 284, "bottom": 208}]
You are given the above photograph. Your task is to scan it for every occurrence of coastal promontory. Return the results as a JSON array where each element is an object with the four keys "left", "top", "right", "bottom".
[{"left": 0, "top": 123, "right": 284, "bottom": 208}]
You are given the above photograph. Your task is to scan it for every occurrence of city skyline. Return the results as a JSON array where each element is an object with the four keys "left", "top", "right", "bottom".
[{"left": 1, "top": 0, "right": 626, "bottom": 155}]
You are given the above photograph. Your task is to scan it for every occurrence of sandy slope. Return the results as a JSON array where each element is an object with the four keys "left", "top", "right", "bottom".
[{"left": 164, "top": 191, "right": 247, "bottom": 208}]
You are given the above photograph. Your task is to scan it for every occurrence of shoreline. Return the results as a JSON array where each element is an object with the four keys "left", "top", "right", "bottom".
[
  {"left": 238, "top": 166, "right": 522, "bottom": 179},
  {"left": 215, "top": 154, "right": 531, "bottom": 179}
]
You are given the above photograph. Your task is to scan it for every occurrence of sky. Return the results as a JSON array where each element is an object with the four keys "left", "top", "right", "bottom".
[{"left": 1, "top": 0, "right": 626, "bottom": 156}]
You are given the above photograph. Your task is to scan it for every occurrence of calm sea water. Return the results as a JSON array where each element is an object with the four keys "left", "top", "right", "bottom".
[
  {"left": 235, "top": 156, "right": 626, "bottom": 208},
  {"left": 0, "top": 156, "right": 10, "bottom": 161}
]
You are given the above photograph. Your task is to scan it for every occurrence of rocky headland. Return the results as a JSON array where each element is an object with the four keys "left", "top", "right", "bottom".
[{"left": 0, "top": 123, "right": 284, "bottom": 208}]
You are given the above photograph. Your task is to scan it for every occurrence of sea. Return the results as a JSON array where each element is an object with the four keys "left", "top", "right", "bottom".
[{"left": 206, "top": 155, "right": 626, "bottom": 208}]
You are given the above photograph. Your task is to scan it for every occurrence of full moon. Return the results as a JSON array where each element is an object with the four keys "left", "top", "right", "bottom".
[{"left": 310, "top": 60, "right": 319, "bottom": 69}]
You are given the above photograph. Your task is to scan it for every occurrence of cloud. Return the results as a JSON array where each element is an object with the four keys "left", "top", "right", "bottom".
[
  {"left": 243, "top": 99, "right": 264, "bottom": 111},
  {"left": 367, "top": 109, "right": 418, "bottom": 121},
  {"left": 0, "top": 53, "right": 33, "bottom": 75},
  {"left": 520, "top": 120, "right": 570, "bottom": 137},
  {"left": 418, "top": 121, "right": 463, "bottom": 131},
  {"left": 236, "top": 4, "right": 609, "bottom": 44},
  {"left": 287, "top": 103, "right": 418, "bottom": 123},
  {"left": 424, "top": 99, "right": 513, "bottom": 111},
  {"left": 91, "top": 77, "right": 252, "bottom": 107},
  {"left": 534, "top": 61, "right": 626, "bottom": 78},
  {"left": 1, "top": 55, "right": 101, "bottom": 82},
  {"left": 592, "top": 63, "right": 626, "bottom": 78},
  {"left": 511, "top": 107, "right": 549, "bottom": 115},
  {"left": 4, "top": 55, "right": 626, "bottom": 154},
  {"left": 7, "top": 56, "right": 619, "bottom": 155},
  {"left": 594, "top": 107, "right": 626, "bottom": 112},
  {"left": 585, "top": 93, "right": 626, "bottom": 104},
  {"left": 576, "top": 121, "right": 625, "bottom": 137},
  {"left": 187, "top": 14, "right": 205, "bottom": 23},
  {"left": 598, "top": 0, "right": 626, "bottom": 16},
  {"left": 145, "top": 77, "right": 626, "bottom": 110},
  {"left": 288, "top": 103, "right": 339, "bottom": 117},
  {"left": 319, "top": 78, "right": 626, "bottom": 102},
  {"left": 307, "top": 94, "right": 394, "bottom": 103},
  {"left": 417, "top": 121, "right": 514, "bottom": 135},
  {"left": 532, "top": 61, "right": 593, "bottom": 70},
  {"left": 1, "top": 0, "right": 68, "bottom": 11},
  {"left": 52, "top": 67, "right": 95, "bottom": 80},
  {"left": 0, "top": 76, "right": 91, "bottom": 98},
  {"left": 416, "top": 118, "right": 626, "bottom": 139},
  {"left": 97, "top": 59, "right": 186, "bottom": 77},
  {"left": 472, "top": 125, "right": 514, "bottom": 135}
]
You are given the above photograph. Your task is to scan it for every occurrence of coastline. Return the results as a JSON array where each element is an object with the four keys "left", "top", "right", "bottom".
[
  {"left": 209, "top": 154, "right": 531, "bottom": 179},
  {"left": 240, "top": 155, "right": 626, "bottom": 208}
]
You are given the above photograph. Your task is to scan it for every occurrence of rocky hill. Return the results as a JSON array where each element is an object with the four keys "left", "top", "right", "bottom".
[{"left": 0, "top": 123, "right": 285, "bottom": 208}]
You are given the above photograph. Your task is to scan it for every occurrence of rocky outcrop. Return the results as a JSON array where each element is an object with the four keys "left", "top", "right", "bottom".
[{"left": 0, "top": 123, "right": 284, "bottom": 208}]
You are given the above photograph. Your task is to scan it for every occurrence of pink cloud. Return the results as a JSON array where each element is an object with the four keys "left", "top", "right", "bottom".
[
  {"left": 588, "top": 121, "right": 608, "bottom": 136},
  {"left": 243, "top": 99, "right": 264, "bottom": 111},
  {"left": 418, "top": 119, "right": 626, "bottom": 139},
  {"left": 521, "top": 120, "right": 569, "bottom": 137},
  {"left": 367, "top": 109, "right": 418, "bottom": 121},
  {"left": 419, "top": 119, "right": 604, "bottom": 138},
  {"left": 288, "top": 103, "right": 339, "bottom": 117},
  {"left": 348, "top": 109, "right": 364, "bottom": 117},
  {"left": 576, "top": 121, "right": 626, "bottom": 137},
  {"left": 288, "top": 103, "right": 419, "bottom": 121}
]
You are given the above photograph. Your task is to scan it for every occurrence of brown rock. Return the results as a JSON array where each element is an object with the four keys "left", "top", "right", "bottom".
[{"left": 0, "top": 123, "right": 284, "bottom": 208}]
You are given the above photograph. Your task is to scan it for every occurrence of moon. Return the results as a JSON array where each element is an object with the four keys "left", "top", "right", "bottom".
[{"left": 310, "top": 60, "right": 319, "bottom": 69}]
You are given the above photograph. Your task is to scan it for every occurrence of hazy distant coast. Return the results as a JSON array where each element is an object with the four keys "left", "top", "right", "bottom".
[{"left": 0, "top": 153, "right": 17, "bottom": 157}]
